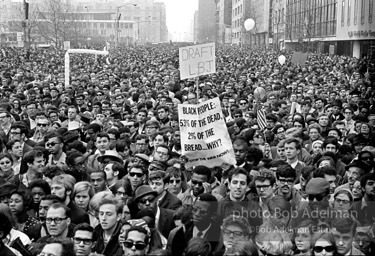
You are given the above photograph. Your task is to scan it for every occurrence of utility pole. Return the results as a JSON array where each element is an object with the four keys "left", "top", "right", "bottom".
[{"left": 23, "top": 0, "right": 29, "bottom": 52}]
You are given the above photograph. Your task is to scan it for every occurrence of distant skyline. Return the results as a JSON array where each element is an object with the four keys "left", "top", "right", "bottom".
[{"left": 156, "top": 0, "right": 198, "bottom": 41}]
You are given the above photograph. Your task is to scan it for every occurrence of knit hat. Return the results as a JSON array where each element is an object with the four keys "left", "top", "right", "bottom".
[{"left": 134, "top": 185, "right": 158, "bottom": 203}]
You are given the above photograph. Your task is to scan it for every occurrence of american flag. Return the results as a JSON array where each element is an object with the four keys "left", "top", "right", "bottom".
[{"left": 257, "top": 109, "right": 268, "bottom": 130}]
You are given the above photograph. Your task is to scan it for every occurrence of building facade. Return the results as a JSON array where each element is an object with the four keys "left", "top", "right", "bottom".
[
  {"left": 215, "top": 0, "right": 232, "bottom": 44},
  {"left": 196, "top": 0, "right": 216, "bottom": 43},
  {"left": 285, "top": 0, "right": 374, "bottom": 57}
]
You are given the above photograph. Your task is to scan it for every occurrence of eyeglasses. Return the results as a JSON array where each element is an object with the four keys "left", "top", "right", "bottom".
[
  {"left": 146, "top": 126, "right": 157, "bottom": 129},
  {"left": 10, "top": 131, "right": 21, "bottom": 135},
  {"left": 239, "top": 102, "right": 247, "bottom": 105},
  {"left": 73, "top": 238, "right": 92, "bottom": 245},
  {"left": 37, "top": 123, "right": 49, "bottom": 127},
  {"left": 0, "top": 161, "right": 11, "bottom": 165},
  {"left": 138, "top": 196, "right": 155, "bottom": 204},
  {"left": 308, "top": 193, "right": 326, "bottom": 202},
  {"left": 344, "top": 112, "right": 352, "bottom": 114},
  {"left": 223, "top": 229, "right": 244, "bottom": 238},
  {"left": 313, "top": 246, "right": 334, "bottom": 253},
  {"left": 123, "top": 241, "right": 147, "bottom": 250},
  {"left": 335, "top": 198, "right": 350, "bottom": 204},
  {"left": 46, "top": 142, "right": 58, "bottom": 147},
  {"left": 46, "top": 217, "right": 68, "bottom": 224},
  {"left": 191, "top": 179, "right": 203, "bottom": 187},
  {"left": 234, "top": 115, "right": 242, "bottom": 118},
  {"left": 136, "top": 143, "right": 147, "bottom": 146},
  {"left": 256, "top": 184, "right": 271, "bottom": 190},
  {"left": 278, "top": 178, "right": 294, "bottom": 185},
  {"left": 129, "top": 172, "right": 143, "bottom": 178},
  {"left": 97, "top": 94, "right": 103, "bottom": 96},
  {"left": 169, "top": 179, "right": 181, "bottom": 184}
]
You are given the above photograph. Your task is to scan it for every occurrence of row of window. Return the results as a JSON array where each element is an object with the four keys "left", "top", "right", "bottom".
[{"left": 341, "top": 0, "right": 373, "bottom": 26}]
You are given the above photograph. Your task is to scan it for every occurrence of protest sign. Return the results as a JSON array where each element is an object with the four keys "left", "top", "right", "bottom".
[
  {"left": 178, "top": 97, "right": 236, "bottom": 168},
  {"left": 179, "top": 42, "right": 216, "bottom": 80},
  {"left": 291, "top": 51, "right": 308, "bottom": 66}
]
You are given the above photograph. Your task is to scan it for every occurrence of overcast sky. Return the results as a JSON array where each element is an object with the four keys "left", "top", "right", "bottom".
[{"left": 156, "top": 0, "right": 198, "bottom": 40}]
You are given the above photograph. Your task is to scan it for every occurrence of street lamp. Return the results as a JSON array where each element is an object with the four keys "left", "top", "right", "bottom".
[{"left": 115, "top": 3, "right": 137, "bottom": 48}]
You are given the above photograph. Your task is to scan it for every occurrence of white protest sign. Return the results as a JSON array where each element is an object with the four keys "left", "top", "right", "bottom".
[
  {"left": 179, "top": 42, "right": 216, "bottom": 80},
  {"left": 178, "top": 97, "right": 236, "bottom": 168}
]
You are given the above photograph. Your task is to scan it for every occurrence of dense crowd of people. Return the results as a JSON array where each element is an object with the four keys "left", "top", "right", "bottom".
[{"left": 0, "top": 43, "right": 374, "bottom": 256}]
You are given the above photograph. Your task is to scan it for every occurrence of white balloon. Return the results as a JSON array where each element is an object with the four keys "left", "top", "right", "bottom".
[
  {"left": 244, "top": 19, "right": 255, "bottom": 31},
  {"left": 278, "top": 55, "right": 286, "bottom": 65}
]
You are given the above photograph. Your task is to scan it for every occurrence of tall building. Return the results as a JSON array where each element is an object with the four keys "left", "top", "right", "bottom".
[
  {"left": 196, "top": 0, "right": 216, "bottom": 43},
  {"left": 215, "top": 0, "right": 232, "bottom": 44},
  {"left": 270, "top": 0, "right": 287, "bottom": 50}
]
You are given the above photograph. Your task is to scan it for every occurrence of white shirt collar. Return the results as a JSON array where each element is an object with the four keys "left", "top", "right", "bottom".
[{"left": 193, "top": 223, "right": 212, "bottom": 238}]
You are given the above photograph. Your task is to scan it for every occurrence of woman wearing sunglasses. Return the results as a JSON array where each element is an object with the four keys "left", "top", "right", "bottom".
[{"left": 311, "top": 232, "right": 337, "bottom": 256}]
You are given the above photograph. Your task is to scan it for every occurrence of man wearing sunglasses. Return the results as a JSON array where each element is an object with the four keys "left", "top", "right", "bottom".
[
  {"left": 32, "top": 115, "right": 50, "bottom": 143},
  {"left": 149, "top": 171, "right": 182, "bottom": 210},
  {"left": 72, "top": 223, "right": 94, "bottom": 256},
  {"left": 122, "top": 226, "right": 150, "bottom": 256},
  {"left": 45, "top": 131, "right": 66, "bottom": 169},
  {"left": 134, "top": 185, "right": 175, "bottom": 239},
  {"left": 290, "top": 178, "right": 331, "bottom": 228}
]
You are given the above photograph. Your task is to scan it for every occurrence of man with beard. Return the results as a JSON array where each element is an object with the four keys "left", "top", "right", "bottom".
[
  {"left": 352, "top": 173, "right": 375, "bottom": 226},
  {"left": 92, "top": 198, "right": 123, "bottom": 256},
  {"left": 51, "top": 174, "right": 89, "bottom": 225},
  {"left": 45, "top": 131, "right": 67, "bottom": 169},
  {"left": 134, "top": 185, "right": 175, "bottom": 239},
  {"left": 290, "top": 178, "right": 331, "bottom": 228}
]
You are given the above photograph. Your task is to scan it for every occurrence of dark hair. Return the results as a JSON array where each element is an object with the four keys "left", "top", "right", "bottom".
[
  {"left": 331, "top": 217, "right": 357, "bottom": 235},
  {"left": 10, "top": 189, "right": 34, "bottom": 212},
  {"left": 29, "top": 179, "right": 51, "bottom": 195},
  {"left": 247, "top": 146, "right": 264, "bottom": 166},
  {"left": 23, "top": 150, "right": 44, "bottom": 165},
  {"left": 284, "top": 137, "right": 302, "bottom": 150},
  {"left": 228, "top": 167, "right": 251, "bottom": 184},
  {"left": 40, "top": 194, "right": 62, "bottom": 203},
  {"left": 0, "top": 153, "right": 13, "bottom": 165},
  {"left": 72, "top": 222, "right": 94, "bottom": 237},
  {"left": 193, "top": 165, "right": 211, "bottom": 182},
  {"left": 44, "top": 238, "right": 75, "bottom": 256},
  {"left": 316, "top": 156, "right": 336, "bottom": 168},
  {"left": 10, "top": 122, "right": 28, "bottom": 137},
  {"left": 360, "top": 173, "right": 375, "bottom": 188},
  {"left": 195, "top": 193, "right": 218, "bottom": 213},
  {"left": 5, "top": 139, "right": 21, "bottom": 151},
  {"left": 95, "top": 132, "right": 110, "bottom": 141},
  {"left": 107, "top": 128, "right": 120, "bottom": 140},
  {"left": 255, "top": 169, "right": 276, "bottom": 185},
  {"left": 125, "top": 226, "right": 150, "bottom": 245},
  {"left": 323, "top": 136, "right": 339, "bottom": 150},
  {"left": 44, "top": 131, "right": 63, "bottom": 143},
  {"left": 276, "top": 164, "right": 296, "bottom": 180}
]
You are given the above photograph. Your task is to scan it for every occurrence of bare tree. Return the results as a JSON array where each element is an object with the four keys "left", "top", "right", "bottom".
[
  {"left": 11, "top": 3, "right": 39, "bottom": 47},
  {"left": 35, "top": 0, "right": 76, "bottom": 48}
]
